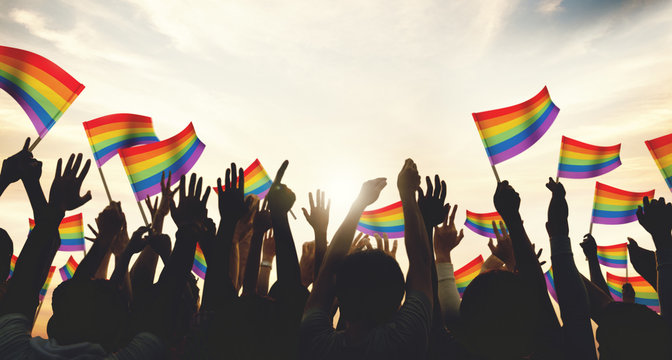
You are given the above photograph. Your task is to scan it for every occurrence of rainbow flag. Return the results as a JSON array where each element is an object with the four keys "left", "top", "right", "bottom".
[
  {"left": 472, "top": 86, "right": 560, "bottom": 165},
  {"left": 213, "top": 159, "right": 273, "bottom": 199},
  {"left": 544, "top": 268, "right": 558, "bottom": 303},
  {"left": 357, "top": 201, "right": 404, "bottom": 239},
  {"left": 8, "top": 254, "right": 17, "bottom": 280},
  {"left": 192, "top": 243, "right": 207, "bottom": 279},
  {"left": 464, "top": 210, "right": 506, "bottom": 238},
  {"left": 596, "top": 243, "right": 627, "bottom": 269},
  {"left": 39, "top": 266, "right": 56, "bottom": 302},
  {"left": 455, "top": 255, "right": 484, "bottom": 297},
  {"left": 607, "top": 272, "right": 659, "bottom": 313},
  {"left": 0, "top": 46, "right": 84, "bottom": 138},
  {"left": 83, "top": 113, "right": 159, "bottom": 167},
  {"left": 645, "top": 133, "right": 672, "bottom": 192},
  {"left": 59, "top": 256, "right": 78, "bottom": 281},
  {"left": 30, "top": 214, "right": 85, "bottom": 251},
  {"left": 118, "top": 123, "right": 205, "bottom": 201},
  {"left": 591, "top": 182, "right": 655, "bottom": 225},
  {"left": 557, "top": 136, "right": 621, "bottom": 179}
]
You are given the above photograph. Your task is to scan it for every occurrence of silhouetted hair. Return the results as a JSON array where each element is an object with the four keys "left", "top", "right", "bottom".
[
  {"left": 597, "top": 302, "right": 672, "bottom": 359},
  {"left": 334, "top": 249, "right": 404, "bottom": 324},
  {"left": 0, "top": 228, "right": 12, "bottom": 281},
  {"left": 458, "top": 270, "right": 538, "bottom": 360},
  {"left": 48, "top": 279, "right": 129, "bottom": 352}
]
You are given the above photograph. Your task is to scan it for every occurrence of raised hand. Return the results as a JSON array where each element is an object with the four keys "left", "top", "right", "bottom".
[
  {"left": 418, "top": 175, "right": 450, "bottom": 228},
  {"left": 95, "top": 202, "right": 125, "bottom": 238},
  {"left": 299, "top": 241, "right": 316, "bottom": 287},
  {"left": 434, "top": 205, "right": 464, "bottom": 263},
  {"left": 545, "top": 177, "right": 569, "bottom": 238},
  {"left": 373, "top": 233, "right": 398, "bottom": 258},
  {"left": 85, "top": 224, "right": 99, "bottom": 242},
  {"left": 622, "top": 283, "right": 636, "bottom": 303},
  {"left": 531, "top": 243, "right": 546, "bottom": 267},
  {"left": 493, "top": 180, "right": 520, "bottom": 220},
  {"left": 580, "top": 234, "right": 598, "bottom": 260},
  {"left": 145, "top": 172, "right": 178, "bottom": 226},
  {"left": 349, "top": 232, "right": 372, "bottom": 253},
  {"left": 47, "top": 153, "right": 92, "bottom": 213},
  {"left": 397, "top": 159, "right": 420, "bottom": 198},
  {"left": 217, "top": 163, "right": 247, "bottom": 223},
  {"left": 0, "top": 138, "right": 33, "bottom": 189},
  {"left": 124, "top": 226, "right": 151, "bottom": 255},
  {"left": 261, "top": 229, "right": 276, "bottom": 261},
  {"left": 148, "top": 233, "right": 172, "bottom": 263},
  {"left": 637, "top": 196, "right": 672, "bottom": 246},
  {"left": 170, "top": 173, "right": 211, "bottom": 228},
  {"left": 488, "top": 220, "right": 515, "bottom": 269},
  {"left": 302, "top": 189, "right": 330, "bottom": 234}
]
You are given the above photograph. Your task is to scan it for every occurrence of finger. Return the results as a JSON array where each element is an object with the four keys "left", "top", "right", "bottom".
[
  {"left": 78, "top": 191, "right": 92, "bottom": 207},
  {"left": 167, "top": 172, "right": 173, "bottom": 189},
  {"left": 320, "top": 190, "right": 325, "bottom": 209},
  {"left": 309, "top": 192, "right": 315, "bottom": 211},
  {"left": 449, "top": 204, "right": 458, "bottom": 224},
  {"left": 636, "top": 206, "right": 644, "bottom": 221},
  {"left": 374, "top": 233, "right": 383, "bottom": 250},
  {"left": 433, "top": 174, "right": 440, "bottom": 198},
  {"left": 238, "top": 168, "right": 244, "bottom": 191},
  {"left": 274, "top": 160, "right": 289, "bottom": 185},
  {"left": 217, "top": 178, "right": 223, "bottom": 196},
  {"left": 540, "top": 260, "right": 547, "bottom": 266},
  {"left": 87, "top": 224, "right": 99, "bottom": 236},
  {"left": 201, "top": 186, "right": 211, "bottom": 204},
  {"left": 425, "top": 176, "right": 433, "bottom": 199},
  {"left": 326, "top": 199, "right": 331, "bottom": 213},
  {"left": 145, "top": 196, "right": 152, "bottom": 210},
  {"left": 55, "top": 158, "right": 62, "bottom": 178},
  {"left": 179, "top": 175, "right": 186, "bottom": 201},
  {"left": 73, "top": 153, "right": 83, "bottom": 174},
  {"left": 499, "top": 221, "right": 508, "bottom": 238},
  {"left": 65, "top": 154, "right": 75, "bottom": 174},
  {"left": 458, "top": 229, "right": 464, "bottom": 241},
  {"left": 417, "top": 187, "right": 425, "bottom": 201},
  {"left": 391, "top": 240, "right": 398, "bottom": 256},
  {"left": 225, "top": 168, "right": 231, "bottom": 191},
  {"left": 363, "top": 238, "right": 373, "bottom": 250},
  {"left": 440, "top": 180, "right": 446, "bottom": 203},
  {"left": 384, "top": 235, "right": 390, "bottom": 253},
  {"left": 488, "top": 238, "right": 496, "bottom": 252},
  {"left": 316, "top": 189, "right": 321, "bottom": 208},
  {"left": 492, "top": 220, "right": 501, "bottom": 240},
  {"left": 643, "top": 196, "right": 650, "bottom": 209},
  {"left": 153, "top": 197, "right": 158, "bottom": 211},
  {"left": 443, "top": 205, "right": 450, "bottom": 226},
  {"left": 230, "top": 163, "right": 238, "bottom": 189},
  {"left": 77, "top": 159, "right": 91, "bottom": 183},
  {"left": 195, "top": 176, "right": 203, "bottom": 198},
  {"left": 188, "top": 173, "right": 196, "bottom": 197},
  {"left": 22, "top": 137, "right": 30, "bottom": 151}
]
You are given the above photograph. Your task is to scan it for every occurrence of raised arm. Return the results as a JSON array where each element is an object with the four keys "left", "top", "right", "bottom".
[
  {"left": 636, "top": 196, "right": 672, "bottom": 329},
  {"left": 74, "top": 202, "right": 124, "bottom": 280},
  {"left": 110, "top": 226, "right": 150, "bottom": 289},
  {"left": 545, "top": 178, "right": 596, "bottom": 359},
  {"left": 242, "top": 208, "right": 272, "bottom": 296},
  {"left": 627, "top": 237, "right": 658, "bottom": 290},
  {"left": 579, "top": 233, "right": 611, "bottom": 297},
  {"left": 1, "top": 153, "right": 91, "bottom": 320},
  {"left": 305, "top": 177, "right": 387, "bottom": 311},
  {"left": 433, "top": 205, "right": 464, "bottom": 327},
  {"left": 302, "top": 190, "right": 330, "bottom": 282}
]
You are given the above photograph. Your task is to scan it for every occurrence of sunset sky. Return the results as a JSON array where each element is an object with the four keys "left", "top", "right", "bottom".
[{"left": 2, "top": 0, "right": 672, "bottom": 336}]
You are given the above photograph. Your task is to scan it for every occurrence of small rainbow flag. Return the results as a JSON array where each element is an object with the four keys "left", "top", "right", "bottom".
[
  {"left": 357, "top": 201, "right": 404, "bottom": 239},
  {"left": 59, "top": 256, "right": 79, "bottom": 281},
  {"left": 39, "top": 266, "right": 56, "bottom": 302},
  {"left": 596, "top": 243, "right": 627, "bottom": 269},
  {"left": 607, "top": 272, "right": 659, "bottom": 313},
  {"left": 591, "top": 182, "right": 655, "bottom": 225},
  {"left": 0, "top": 46, "right": 84, "bottom": 138},
  {"left": 30, "top": 214, "right": 85, "bottom": 252},
  {"left": 118, "top": 122, "right": 205, "bottom": 201},
  {"left": 213, "top": 159, "right": 273, "bottom": 199},
  {"left": 192, "top": 243, "right": 207, "bottom": 279},
  {"left": 557, "top": 136, "right": 621, "bottom": 179},
  {"left": 645, "top": 133, "right": 672, "bottom": 192},
  {"left": 464, "top": 210, "right": 506, "bottom": 238},
  {"left": 455, "top": 255, "right": 484, "bottom": 297},
  {"left": 83, "top": 113, "right": 159, "bottom": 167},
  {"left": 544, "top": 268, "right": 558, "bottom": 303},
  {"left": 8, "top": 254, "right": 17, "bottom": 280},
  {"left": 472, "top": 86, "right": 560, "bottom": 165}
]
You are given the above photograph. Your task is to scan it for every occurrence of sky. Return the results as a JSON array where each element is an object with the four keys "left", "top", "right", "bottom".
[{"left": 1, "top": 0, "right": 672, "bottom": 337}]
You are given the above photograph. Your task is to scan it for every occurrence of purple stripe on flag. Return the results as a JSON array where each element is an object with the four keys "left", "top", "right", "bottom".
[
  {"left": 557, "top": 160, "right": 622, "bottom": 179},
  {"left": 488, "top": 107, "right": 559, "bottom": 165},
  {"left": 592, "top": 214, "right": 638, "bottom": 225}
]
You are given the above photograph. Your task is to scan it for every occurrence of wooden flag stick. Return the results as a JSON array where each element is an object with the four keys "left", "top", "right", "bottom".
[
  {"left": 33, "top": 301, "right": 43, "bottom": 325},
  {"left": 97, "top": 167, "right": 113, "bottom": 204},
  {"left": 137, "top": 201, "right": 150, "bottom": 227},
  {"left": 28, "top": 137, "right": 42, "bottom": 152},
  {"left": 588, "top": 221, "right": 594, "bottom": 235},
  {"left": 491, "top": 165, "right": 501, "bottom": 183}
]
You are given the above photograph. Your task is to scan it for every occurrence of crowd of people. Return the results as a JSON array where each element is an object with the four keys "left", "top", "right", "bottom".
[{"left": 0, "top": 137, "right": 670, "bottom": 359}]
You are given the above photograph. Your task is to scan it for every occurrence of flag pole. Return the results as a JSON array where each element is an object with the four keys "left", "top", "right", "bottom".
[
  {"left": 137, "top": 201, "right": 150, "bottom": 227},
  {"left": 33, "top": 301, "right": 43, "bottom": 325},
  {"left": 491, "top": 165, "right": 501, "bottom": 183},
  {"left": 588, "top": 221, "right": 593, "bottom": 235},
  {"left": 97, "top": 167, "right": 113, "bottom": 204},
  {"left": 28, "top": 137, "right": 42, "bottom": 152}
]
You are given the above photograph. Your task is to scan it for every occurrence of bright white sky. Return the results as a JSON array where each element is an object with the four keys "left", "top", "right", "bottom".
[{"left": 1, "top": 0, "right": 672, "bottom": 336}]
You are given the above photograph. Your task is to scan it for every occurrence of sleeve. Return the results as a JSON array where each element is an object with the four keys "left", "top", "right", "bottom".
[
  {"left": 110, "top": 332, "right": 166, "bottom": 360},
  {"left": 0, "top": 313, "right": 32, "bottom": 359},
  {"left": 656, "top": 247, "right": 672, "bottom": 330},
  {"left": 385, "top": 290, "right": 432, "bottom": 354},
  {"left": 299, "top": 308, "right": 337, "bottom": 360},
  {"left": 436, "top": 262, "right": 460, "bottom": 323}
]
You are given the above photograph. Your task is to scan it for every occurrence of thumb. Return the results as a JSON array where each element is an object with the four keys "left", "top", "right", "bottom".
[{"left": 488, "top": 238, "right": 495, "bottom": 252}]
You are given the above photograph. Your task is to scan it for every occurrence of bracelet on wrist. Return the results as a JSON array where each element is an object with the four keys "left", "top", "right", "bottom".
[{"left": 260, "top": 260, "right": 273, "bottom": 269}]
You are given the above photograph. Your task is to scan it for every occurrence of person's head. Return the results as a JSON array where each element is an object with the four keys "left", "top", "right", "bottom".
[
  {"left": 334, "top": 249, "right": 404, "bottom": 325},
  {"left": 0, "top": 228, "right": 12, "bottom": 281},
  {"left": 596, "top": 302, "right": 672, "bottom": 359},
  {"left": 457, "top": 270, "right": 538, "bottom": 360},
  {"left": 48, "top": 279, "right": 129, "bottom": 352}
]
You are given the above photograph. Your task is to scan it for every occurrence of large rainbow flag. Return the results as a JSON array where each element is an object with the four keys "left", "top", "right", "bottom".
[
  {"left": 192, "top": 243, "right": 207, "bottom": 279},
  {"left": 357, "top": 201, "right": 404, "bottom": 239},
  {"left": 544, "top": 268, "right": 558, "bottom": 303},
  {"left": 455, "top": 255, "right": 484, "bottom": 297},
  {"left": 472, "top": 86, "right": 560, "bottom": 165},
  {"left": 30, "top": 214, "right": 85, "bottom": 252},
  {"left": 8, "top": 254, "right": 17, "bottom": 280},
  {"left": 591, "top": 182, "right": 655, "bottom": 225},
  {"left": 645, "top": 133, "right": 672, "bottom": 192},
  {"left": 0, "top": 46, "right": 84, "bottom": 138},
  {"left": 83, "top": 113, "right": 159, "bottom": 167},
  {"left": 39, "top": 266, "right": 56, "bottom": 302},
  {"left": 59, "top": 256, "right": 79, "bottom": 281},
  {"left": 607, "top": 272, "right": 659, "bottom": 313},
  {"left": 118, "top": 122, "right": 205, "bottom": 201},
  {"left": 464, "top": 210, "right": 505, "bottom": 238},
  {"left": 596, "top": 243, "right": 627, "bottom": 269},
  {"left": 213, "top": 159, "right": 273, "bottom": 199},
  {"left": 557, "top": 136, "right": 621, "bottom": 179}
]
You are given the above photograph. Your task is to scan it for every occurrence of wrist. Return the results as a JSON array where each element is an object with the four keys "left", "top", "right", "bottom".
[
  {"left": 262, "top": 255, "right": 275, "bottom": 263},
  {"left": 436, "top": 252, "right": 451, "bottom": 263},
  {"left": 313, "top": 229, "right": 327, "bottom": 239},
  {"left": 260, "top": 260, "right": 273, "bottom": 269}
]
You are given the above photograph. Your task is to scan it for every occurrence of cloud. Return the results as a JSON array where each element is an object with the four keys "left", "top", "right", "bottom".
[{"left": 538, "top": 0, "right": 564, "bottom": 14}]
